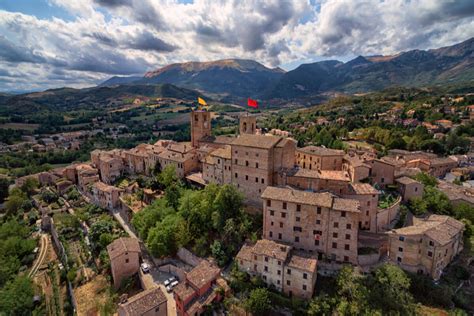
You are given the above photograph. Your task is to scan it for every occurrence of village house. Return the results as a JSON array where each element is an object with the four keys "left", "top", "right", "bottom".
[
  {"left": 239, "top": 114, "right": 257, "bottom": 135},
  {"left": 343, "top": 154, "right": 371, "bottom": 182},
  {"left": 406, "top": 157, "right": 458, "bottom": 178},
  {"left": 342, "top": 183, "right": 380, "bottom": 231},
  {"left": 202, "top": 145, "right": 232, "bottom": 185},
  {"left": 388, "top": 215, "right": 464, "bottom": 280},
  {"left": 173, "top": 260, "right": 229, "bottom": 316},
  {"left": 261, "top": 186, "right": 360, "bottom": 264},
  {"left": 236, "top": 239, "right": 318, "bottom": 299},
  {"left": 92, "top": 181, "right": 124, "bottom": 210},
  {"left": 118, "top": 286, "right": 168, "bottom": 316},
  {"left": 107, "top": 237, "right": 141, "bottom": 289},
  {"left": 437, "top": 181, "right": 474, "bottom": 207},
  {"left": 157, "top": 142, "right": 199, "bottom": 178},
  {"left": 231, "top": 134, "right": 296, "bottom": 205},
  {"left": 296, "top": 146, "right": 344, "bottom": 171},
  {"left": 396, "top": 176, "right": 424, "bottom": 202}
]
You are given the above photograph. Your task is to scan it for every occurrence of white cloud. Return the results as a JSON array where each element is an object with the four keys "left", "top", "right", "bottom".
[{"left": 0, "top": 0, "right": 473, "bottom": 91}]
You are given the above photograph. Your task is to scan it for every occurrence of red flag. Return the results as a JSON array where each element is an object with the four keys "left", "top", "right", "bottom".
[{"left": 247, "top": 98, "right": 258, "bottom": 108}]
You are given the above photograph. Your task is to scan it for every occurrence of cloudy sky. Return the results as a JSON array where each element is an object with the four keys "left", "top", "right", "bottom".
[{"left": 0, "top": 0, "right": 473, "bottom": 92}]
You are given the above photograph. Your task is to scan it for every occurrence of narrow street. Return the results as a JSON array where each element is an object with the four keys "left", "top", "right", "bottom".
[{"left": 29, "top": 234, "right": 49, "bottom": 278}]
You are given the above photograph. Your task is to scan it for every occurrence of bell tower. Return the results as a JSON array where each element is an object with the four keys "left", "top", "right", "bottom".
[
  {"left": 191, "top": 110, "right": 211, "bottom": 147},
  {"left": 239, "top": 114, "right": 257, "bottom": 135}
]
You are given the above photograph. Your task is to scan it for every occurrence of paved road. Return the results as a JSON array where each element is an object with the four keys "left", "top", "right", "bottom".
[{"left": 29, "top": 234, "right": 49, "bottom": 277}]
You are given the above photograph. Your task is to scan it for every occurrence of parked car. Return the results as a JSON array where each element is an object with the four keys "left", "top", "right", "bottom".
[
  {"left": 166, "top": 285, "right": 173, "bottom": 293},
  {"left": 164, "top": 276, "right": 176, "bottom": 286},
  {"left": 171, "top": 280, "right": 179, "bottom": 288},
  {"left": 140, "top": 262, "right": 150, "bottom": 274}
]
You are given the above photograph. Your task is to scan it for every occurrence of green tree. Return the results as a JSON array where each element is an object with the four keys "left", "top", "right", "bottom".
[
  {"left": 307, "top": 293, "right": 337, "bottom": 316},
  {"left": 367, "top": 264, "right": 415, "bottom": 314},
  {"left": 158, "top": 165, "right": 178, "bottom": 188},
  {"left": 20, "top": 177, "right": 39, "bottom": 196},
  {"left": 244, "top": 288, "right": 271, "bottom": 315},
  {"left": 0, "top": 276, "right": 34, "bottom": 315},
  {"left": 414, "top": 172, "right": 437, "bottom": 187},
  {"left": 0, "top": 177, "right": 9, "bottom": 203}
]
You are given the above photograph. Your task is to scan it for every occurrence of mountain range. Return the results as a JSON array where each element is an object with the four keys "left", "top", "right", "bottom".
[{"left": 101, "top": 37, "right": 474, "bottom": 100}]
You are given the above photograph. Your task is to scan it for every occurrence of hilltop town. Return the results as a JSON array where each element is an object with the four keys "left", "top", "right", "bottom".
[{"left": 4, "top": 93, "right": 474, "bottom": 315}]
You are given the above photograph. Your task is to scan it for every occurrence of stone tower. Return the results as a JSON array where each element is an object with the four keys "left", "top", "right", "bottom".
[
  {"left": 239, "top": 114, "right": 257, "bottom": 135},
  {"left": 191, "top": 110, "right": 211, "bottom": 147}
]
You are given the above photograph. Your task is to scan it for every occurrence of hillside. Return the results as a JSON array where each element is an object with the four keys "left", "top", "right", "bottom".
[
  {"left": 0, "top": 83, "right": 204, "bottom": 116},
  {"left": 102, "top": 59, "right": 285, "bottom": 99},
  {"left": 265, "top": 37, "right": 474, "bottom": 99}
]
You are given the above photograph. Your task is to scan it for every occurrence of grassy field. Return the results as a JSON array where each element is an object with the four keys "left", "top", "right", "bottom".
[{"left": 0, "top": 122, "right": 39, "bottom": 131}]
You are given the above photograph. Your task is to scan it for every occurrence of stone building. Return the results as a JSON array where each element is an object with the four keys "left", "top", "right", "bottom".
[
  {"left": 107, "top": 238, "right": 141, "bottom": 289},
  {"left": 231, "top": 135, "right": 296, "bottom": 205},
  {"left": 236, "top": 239, "right": 318, "bottom": 299},
  {"left": 157, "top": 142, "right": 199, "bottom": 178},
  {"left": 406, "top": 157, "right": 457, "bottom": 178},
  {"left": 190, "top": 110, "right": 211, "bottom": 148},
  {"left": 396, "top": 176, "right": 424, "bottom": 202},
  {"left": 342, "top": 183, "right": 380, "bottom": 231},
  {"left": 343, "top": 155, "right": 371, "bottom": 182},
  {"left": 277, "top": 168, "right": 351, "bottom": 195},
  {"left": 118, "top": 286, "right": 168, "bottom": 316},
  {"left": 388, "top": 215, "right": 464, "bottom": 280},
  {"left": 239, "top": 114, "right": 257, "bottom": 135},
  {"left": 261, "top": 186, "right": 360, "bottom": 264},
  {"left": 92, "top": 181, "right": 124, "bottom": 210},
  {"left": 296, "top": 146, "right": 344, "bottom": 171},
  {"left": 202, "top": 145, "right": 232, "bottom": 185},
  {"left": 173, "top": 260, "right": 229, "bottom": 316}
]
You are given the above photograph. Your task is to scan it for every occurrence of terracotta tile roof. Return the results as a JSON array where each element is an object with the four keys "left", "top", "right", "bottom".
[
  {"left": 286, "top": 168, "right": 350, "bottom": 182},
  {"left": 107, "top": 237, "right": 140, "bottom": 260},
  {"left": 261, "top": 186, "right": 334, "bottom": 208},
  {"left": 173, "top": 282, "right": 196, "bottom": 302},
  {"left": 93, "top": 181, "right": 123, "bottom": 193},
  {"left": 186, "top": 260, "right": 220, "bottom": 290},
  {"left": 390, "top": 215, "right": 464, "bottom": 246},
  {"left": 231, "top": 134, "right": 283, "bottom": 149},
  {"left": 297, "top": 146, "right": 344, "bottom": 156},
  {"left": 236, "top": 244, "right": 254, "bottom": 262},
  {"left": 437, "top": 181, "right": 474, "bottom": 205},
  {"left": 428, "top": 157, "right": 457, "bottom": 166},
  {"left": 251, "top": 239, "right": 291, "bottom": 261},
  {"left": 396, "top": 176, "right": 420, "bottom": 186},
  {"left": 286, "top": 252, "right": 317, "bottom": 273},
  {"left": 348, "top": 183, "right": 380, "bottom": 195},
  {"left": 333, "top": 197, "right": 360, "bottom": 213},
  {"left": 158, "top": 148, "right": 196, "bottom": 163},
  {"left": 119, "top": 287, "right": 167, "bottom": 316},
  {"left": 211, "top": 145, "right": 231, "bottom": 159},
  {"left": 344, "top": 155, "right": 371, "bottom": 168}
]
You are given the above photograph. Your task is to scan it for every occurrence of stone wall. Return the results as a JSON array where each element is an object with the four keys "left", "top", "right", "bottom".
[
  {"left": 177, "top": 247, "right": 202, "bottom": 267},
  {"left": 376, "top": 196, "right": 401, "bottom": 232}
]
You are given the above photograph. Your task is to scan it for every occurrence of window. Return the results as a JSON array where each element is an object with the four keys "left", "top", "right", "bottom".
[
  {"left": 295, "top": 236, "right": 300, "bottom": 242},
  {"left": 296, "top": 217, "right": 300, "bottom": 222},
  {"left": 125, "top": 258, "right": 129, "bottom": 263},
  {"left": 315, "top": 240, "right": 320, "bottom": 246},
  {"left": 397, "top": 257, "right": 402, "bottom": 262},
  {"left": 246, "top": 161, "right": 249, "bottom": 166},
  {"left": 269, "top": 231, "right": 273, "bottom": 238},
  {"left": 281, "top": 212, "right": 286, "bottom": 218},
  {"left": 303, "top": 284, "right": 307, "bottom": 291},
  {"left": 245, "top": 175, "right": 248, "bottom": 180},
  {"left": 344, "top": 256, "right": 349, "bottom": 262},
  {"left": 367, "top": 201, "right": 371, "bottom": 206},
  {"left": 264, "top": 256, "right": 269, "bottom": 262},
  {"left": 277, "top": 280, "right": 280, "bottom": 285},
  {"left": 287, "top": 269, "right": 291, "bottom": 275},
  {"left": 334, "top": 222, "right": 339, "bottom": 228},
  {"left": 263, "top": 275, "right": 267, "bottom": 280},
  {"left": 345, "top": 234, "right": 351, "bottom": 240},
  {"left": 366, "top": 211, "right": 369, "bottom": 216},
  {"left": 254, "top": 255, "right": 257, "bottom": 260},
  {"left": 317, "top": 207, "right": 321, "bottom": 214},
  {"left": 287, "top": 280, "right": 291, "bottom": 286},
  {"left": 332, "top": 242, "right": 337, "bottom": 249},
  {"left": 278, "top": 233, "right": 282, "bottom": 240},
  {"left": 429, "top": 241, "right": 434, "bottom": 246},
  {"left": 280, "top": 222, "right": 283, "bottom": 228},
  {"left": 261, "top": 178, "right": 264, "bottom": 184},
  {"left": 346, "top": 223, "right": 351, "bottom": 229},
  {"left": 277, "top": 270, "right": 281, "bottom": 275},
  {"left": 415, "top": 187, "right": 418, "bottom": 192},
  {"left": 283, "top": 202, "right": 287, "bottom": 209},
  {"left": 398, "top": 247, "right": 403, "bottom": 252},
  {"left": 278, "top": 260, "right": 281, "bottom": 266},
  {"left": 255, "top": 177, "right": 258, "bottom": 183},
  {"left": 256, "top": 162, "right": 259, "bottom": 168},
  {"left": 267, "top": 200, "right": 271, "bottom": 207},
  {"left": 270, "top": 210, "right": 275, "bottom": 216},
  {"left": 235, "top": 159, "right": 238, "bottom": 164},
  {"left": 381, "top": 178, "right": 385, "bottom": 183},
  {"left": 303, "top": 273, "right": 308, "bottom": 279},
  {"left": 428, "top": 251, "right": 433, "bottom": 257},
  {"left": 316, "top": 220, "right": 321, "bottom": 225},
  {"left": 271, "top": 221, "right": 274, "bottom": 226},
  {"left": 341, "top": 211, "right": 346, "bottom": 217},
  {"left": 264, "top": 266, "right": 268, "bottom": 272},
  {"left": 293, "top": 226, "right": 302, "bottom": 232},
  {"left": 235, "top": 172, "right": 238, "bottom": 178},
  {"left": 333, "top": 232, "right": 338, "bottom": 238},
  {"left": 297, "top": 204, "right": 301, "bottom": 212},
  {"left": 399, "top": 236, "right": 405, "bottom": 242},
  {"left": 345, "top": 244, "right": 350, "bottom": 250},
  {"left": 155, "top": 307, "right": 160, "bottom": 312}
]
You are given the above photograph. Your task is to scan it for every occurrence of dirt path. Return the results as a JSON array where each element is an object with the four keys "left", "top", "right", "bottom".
[{"left": 29, "top": 234, "right": 49, "bottom": 277}]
